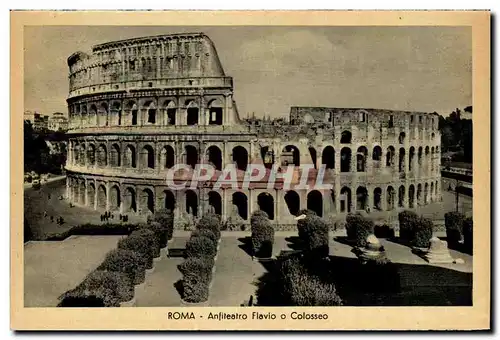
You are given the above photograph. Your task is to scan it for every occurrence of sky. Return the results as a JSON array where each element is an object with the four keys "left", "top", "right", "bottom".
[{"left": 24, "top": 26, "right": 472, "bottom": 118}]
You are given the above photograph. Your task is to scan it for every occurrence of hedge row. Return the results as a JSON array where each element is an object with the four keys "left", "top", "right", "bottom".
[
  {"left": 180, "top": 212, "right": 221, "bottom": 303},
  {"left": 399, "top": 211, "right": 434, "bottom": 248},
  {"left": 257, "top": 254, "right": 342, "bottom": 306},
  {"left": 45, "top": 223, "right": 140, "bottom": 241},
  {"left": 346, "top": 214, "right": 375, "bottom": 248},
  {"left": 251, "top": 211, "right": 275, "bottom": 259},
  {"left": 57, "top": 215, "right": 174, "bottom": 307},
  {"left": 297, "top": 213, "right": 329, "bottom": 258}
]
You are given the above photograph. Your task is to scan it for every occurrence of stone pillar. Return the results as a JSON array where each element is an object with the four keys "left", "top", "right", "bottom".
[
  {"left": 105, "top": 182, "right": 110, "bottom": 211},
  {"left": 368, "top": 185, "right": 374, "bottom": 211},
  {"left": 222, "top": 189, "right": 228, "bottom": 222},
  {"left": 94, "top": 184, "right": 98, "bottom": 210},
  {"left": 66, "top": 178, "right": 70, "bottom": 200},
  {"left": 248, "top": 189, "right": 254, "bottom": 216},
  {"left": 275, "top": 190, "right": 280, "bottom": 222},
  {"left": 84, "top": 180, "right": 88, "bottom": 207},
  {"left": 349, "top": 186, "right": 355, "bottom": 213}
]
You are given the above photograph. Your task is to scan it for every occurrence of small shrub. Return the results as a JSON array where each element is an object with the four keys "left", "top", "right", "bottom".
[
  {"left": 118, "top": 234, "right": 153, "bottom": 269},
  {"left": 148, "top": 209, "right": 174, "bottom": 242},
  {"left": 296, "top": 209, "right": 317, "bottom": 242},
  {"left": 302, "top": 215, "right": 329, "bottom": 258},
  {"left": 412, "top": 217, "right": 434, "bottom": 248},
  {"left": 251, "top": 214, "right": 274, "bottom": 258},
  {"left": 179, "top": 257, "right": 214, "bottom": 303},
  {"left": 290, "top": 275, "right": 343, "bottom": 306},
  {"left": 197, "top": 213, "right": 221, "bottom": 240},
  {"left": 445, "top": 212, "right": 465, "bottom": 244},
  {"left": 463, "top": 217, "right": 473, "bottom": 253},
  {"left": 58, "top": 270, "right": 133, "bottom": 307},
  {"left": 191, "top": 228, "right": 218, "bottom": 244},
  {"left": 98, "top": 249, "right": 146, "bottom": 285},
  {"left": 147, "top": 222, "right": 168, "bottom": 249},
  {"left": 374, "top": 224, "right": 395, "bottom": 238},
  {"left": 132, "top": 228, "right": 160, "bottom": 258},
  {"left": 345, "top": 214, "right": 374, "bottom": 248},
  {"left": 185, "top": 235, "right": 217, "bottom": 258},
  {"left": 398, "top": 210, "right": 419, "bottom": 241}
]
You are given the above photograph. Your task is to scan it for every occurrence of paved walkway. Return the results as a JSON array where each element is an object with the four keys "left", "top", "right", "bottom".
[
  {"left": 24, "top": 235, "right": 123, "bottom": 307},
  {"left": 135, "top": 237, "right": 189, "bottom": 307}
]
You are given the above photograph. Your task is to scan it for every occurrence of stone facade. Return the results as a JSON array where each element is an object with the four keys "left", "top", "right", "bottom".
[{"left": 65, "top": 33, "right": 441, "bottom": 227}]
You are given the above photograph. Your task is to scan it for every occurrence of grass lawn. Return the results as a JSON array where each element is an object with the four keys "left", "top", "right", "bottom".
[{"left": 24, "top": 235, "right": 123, "bottom": 307}]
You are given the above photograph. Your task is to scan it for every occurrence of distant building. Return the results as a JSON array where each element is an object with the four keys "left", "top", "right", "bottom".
[
  {"left": 48, "top": 112, "right": 69, "bottom": 131},
  {"left": 24, "top": 111, "right": 50, "bottom": 131}
]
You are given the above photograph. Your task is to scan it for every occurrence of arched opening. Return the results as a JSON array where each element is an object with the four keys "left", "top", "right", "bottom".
[
  {"left": 399, "top": 132, "right": 406, "bottom": 144},
  {"left": 185, "top": 145, "right": 198, "bottom": 169},
  {"left": 386, "top": 186, "right": 395, "bottom": 211},
  {"left": 260, "top": 146, "right": 274, "bottom": 169},
  {"left": 308, "top": 147, "right": 317, "bottom": 169},
  {"left": 284, "top": 190, "right": 300, "bottom": 216},
  {"left": 97, "top": 184, "right": 106, "bottom": 210},
  {"left": 98, "top": 103, "right": 108, "bottom": 126},
  {"left": 399, "top": 148, "right": 406, "bottom": 172},
  {"left": 126, "top": 101, "right": 138, "bottom": 126},
  {"left": 206, "top": 146, "right": 223, "bottom": 171},
  {"left": 185, "top": 190, "right": 198, "bottom": 217},
  {"left": 164, "top": 190, "right": 176, "bottom": 211},
  {"left": 208, "top": 99, "right": 223, "bottom": 125},
  {"left": 398, "top": 185, "right": 405, "bottom": 207},
  {"left": 386, "top": 146, "right": 395, "bottom": 167},
  {"left": 431, "top": 147, "right": 435, "bottom": 171},
  {"left": 340, "top": 130, "right": 352, "bottom": 144},
  {"left": 340, "top": 187, "right": 352, "bottom": 213},
  {"left": 146, "top": 102, "right": 156, "bottom": 124},
  {"left": 87, "top": 183, "right": 95, "bottom": 208},
  {"left": 164, "top": 100, "right": 176, "bottom": 125},
  {"left": 340, "top": 147, "right": 351, "bottom": 172},
  {"left": 356, "top": 186, "right": 368, "bottom": 211},
  {"left": 186, "top": 100, "right": 199, "bottom": 126},
  {"left": 356, "top": 146, "right": 368, "bottom": 172},
  {"left": 430, "top": 182, "right": 435, "bottom": 202},
  {"left": 374, "top": 187, "right": 382, "bottom": 210},
  {"left": 409, "top": 146, "right": 415, "bottom": 172},
  {"left": 281, "top": 145, "right": 300, "bottom": 166},
  {"left": 425, "top": 146, "right": 430, "bottom": 170},
  {"left": 124, "top": 187, "right": 137, "bottom": 213},
  {"left": 110, "top": 144, "right": 121, "bottom": 167},
  {"left": 233, "top": 146, "right": 248, "bottom": 171},
  {"left": 435, "top": 180, "right": 439, "bottom": 198},
  {"left": 418, "top": 147, "right": 423, "bottom": 169},
  {"left": 141, "top": 145, "right": 155, "bottom": 169},
  {"left": 372, "top": 146, "right": 382, "bottom": 169},
  {"left": 232, "top": 192, "right": 248, "bottom": 220},
  {"left": 307, "top": 190, "right": 323, "bottom": 217},
  {"left": 89, "top": 104, "right": 97, "bottom": 126},
  {"left": 424, "top": 183, "right": 429, "bottom": 204},
  {"left": 73, "top": 144, "right": 80, "bottom": 164},
  {"left": 322, "top": 146, "right": 335, "bottom": 169},
  {"left": 112, "top": 102, "right": 122, "bottom": 126},
  {"left": 161, "top": 145, "right": 175, "bottom": 169},
  {"left": 59, "top": 295, "right": 105, "bottom": 307},
  {"left": 81, "top": 105, "right": 88, "bottom": 125},
  {"left": 417, "top": 184, "right": 422, "bottom": 205},
  {"left": 124, "top": 145, "right": 136, "bottom": 168},
  {"left": 97, "top": 145, "right": 107, "bottom": 167},
  {"left": 79, "top": 145, "right": 86, "bottom": 166},
  {"left": 409, "top": 185, "right": 415, "bottom": 208},
  {"left": 109, "top": 185, "right": 120, "bottom": 211},
  {"left": 141, "top": 189, "right": 154, "bottom": 214},
  {"left": 208, "top": 191, "right": 222, "bottom": 216},
  {"left": 79, "top": 182, "right": 86, "bottom": 204},
  {"left": 257, "top": 192, "right": 274, "bottom": 220}
]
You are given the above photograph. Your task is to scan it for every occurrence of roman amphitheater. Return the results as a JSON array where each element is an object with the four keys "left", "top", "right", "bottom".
[{"left": 65, "top": 33, "right": 441, "bottom": 228}]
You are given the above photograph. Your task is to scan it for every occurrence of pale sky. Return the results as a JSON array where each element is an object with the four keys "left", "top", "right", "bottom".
[{"left": 24, "top": 26, "right": 472, "bottom": 118}]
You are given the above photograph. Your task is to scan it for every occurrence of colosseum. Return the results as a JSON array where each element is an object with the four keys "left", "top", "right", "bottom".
[{"left": 65, "top": 32, "right": 442, "bottom": 228}]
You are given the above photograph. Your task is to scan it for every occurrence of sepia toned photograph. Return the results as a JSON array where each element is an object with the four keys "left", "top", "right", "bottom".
[{"left": 11, "top": 10, "right": 490, "bottom": 331}]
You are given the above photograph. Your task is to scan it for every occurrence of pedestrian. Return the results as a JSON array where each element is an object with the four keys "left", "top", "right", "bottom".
[
  {"left": 50, "top": 216, "right": 54, "bottom": 222},
  {"left": 43, "top": 211, "right": 47, "bottom": 217}
]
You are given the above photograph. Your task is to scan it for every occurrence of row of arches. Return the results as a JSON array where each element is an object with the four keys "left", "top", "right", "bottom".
[
  {"left": 339, "top": 130, "right": 436, "bottom": 145},
  {"left": 69, "top": 180, "right": 440, "bottom": 221},
  {"left": 71, "top": 143, "right": 249, "bottom": 171},
  {"left": 69, "top": 98, "right": 225, "bottom": 127}
]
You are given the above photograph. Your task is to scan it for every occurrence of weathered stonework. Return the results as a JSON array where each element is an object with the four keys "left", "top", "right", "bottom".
[{"left": 65, "top": 33, "right": 442, "bottom": 228}]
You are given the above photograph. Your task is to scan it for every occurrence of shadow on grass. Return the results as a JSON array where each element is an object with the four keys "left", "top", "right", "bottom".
[
  {"left": 254, "top": 254, "right": 472, "bottom": 306},
  {"left": 285, "top": 236, "right": 305, "bottom": 251},
  {"left": 438, "top": 237, "right": 472, "bottom": 255}
]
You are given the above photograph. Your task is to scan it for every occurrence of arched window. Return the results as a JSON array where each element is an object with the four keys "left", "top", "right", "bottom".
[
  {"left": 232, "top": 192, "right": 248, "bottom": 220},
  {"left": 340, "top": 130, "right": 352, "bottom": 144},
  {"left": 399, "top": 132, "right": 406, "bottom": 144},
  {"left": 340, "top": 147, "right": 351, "bottom": 172},
  {"left": 322, "top": 146, "right": 335, "bottom": 169},
  {"left": 408, "top": 185, "right": 415, "bottom": 208},
  {"left": 284, "top": 191, "right": 300, "bottom": 216},
  {"left": 233, "top": 146, "right": 249, "bottom": 171},
  {"left": 186, "top": 100, "right": 199, "bottom": 126},
  {"left": 257, "top": 192, "right": 274, "bottom": 220},
  {"left": 141, "top": 145, "right": 155, "bottom": 169},
  {"left": 207, "top": 146, "right": 223, "bottom": 171},
  {"left": 208, "top": 99, "right": 223, "bottom": 125},
  {"left": 185, "top": 145, "right": 198, "bottom": 169},
  {"left": 399, "top": 148, "right": 406, "bottom": 172},
  {"left": 97, "top": 144, "right": 107, "bottom": 167},
  {"left": 340, "top": 187, "right": 352, "bottom": 213},
  {"left": 109, "top": 185, "right": 120, "bottom": 211},
  {"left": 373, "top": 187, "right": 382, "bottom": 210},
  {"left": 386, "top": 146, "right": 395, "bottom": 167},
  {"left": 124, "top": 187, "right": 137, "bottom": 213},
  {"left": 185, "top": 190, "right": 198, "bottom": 217},
  {"left": 281, "top": 145, "right": 300, "bottom": 166},
  {"left": 409, "top": 147, "right": 415, "bottom": 172},
  {"left": 372, "top": 146, "right": 382, "bottom": 161},
  {"left": 163, "top": 100, "right": 176, "bottom": 125},
  {"left": 398, "top": 185, "right": 405, "bottom": 207},
  {"left": 387, "top": 186, "right": 395, "bottom": 210},
  {"left": 161, "top": 145, "right": 175, "bottom": 169},
  {"left": 124, "top": 145, "right": 136, "bottom": 168},
  {"left": 307, "top": 190, "right": 323, "bottom": 217},
  {"left": 141, "top": 189, "right": 154, "bottom": 214},
  {"left": 110, "top": 144, "right": 121, "bottom": 167},
  {"left": 356, "top": 146, "right": 368, "bottom": 172},
  {"left": 356, "top": 186, "right": 368, "bottom": 211},
  {"left": 208, "top": 191, "right": 222, "bottom": 216}
]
